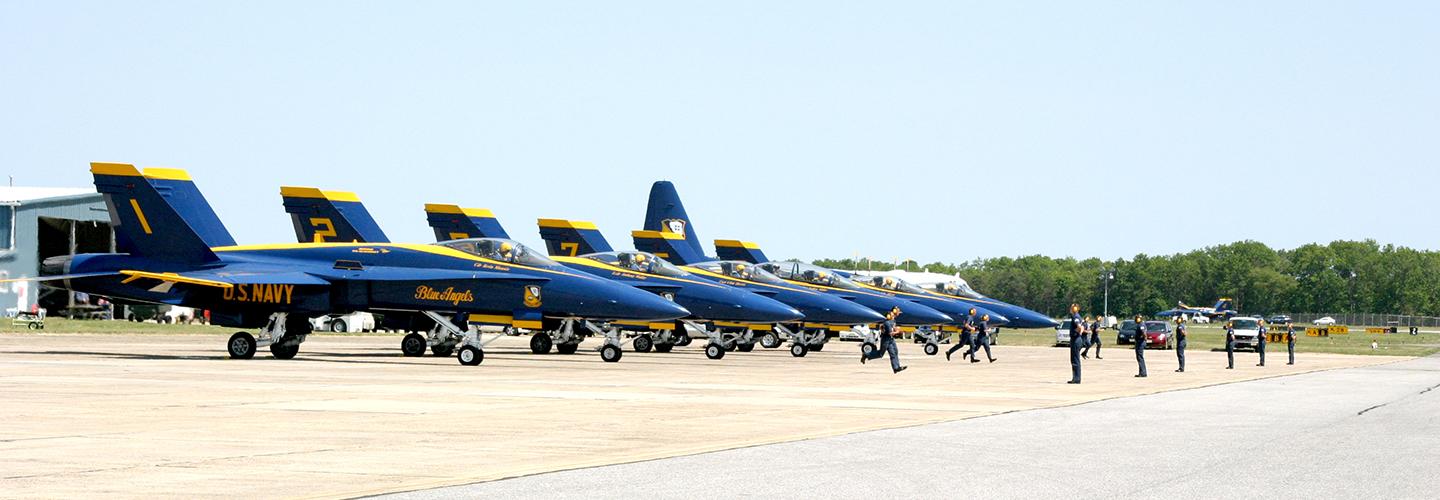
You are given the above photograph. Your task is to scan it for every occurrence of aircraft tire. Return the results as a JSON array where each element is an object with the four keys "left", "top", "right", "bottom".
[
  {"left": 431, "top": 343, "right": 454, "bottom": 357},
  {"left": 270, "top": 342, "right": 299, "bottom": 360},
  {"left": 790, "top": 344, "right": 807, "bottom": 357},
  {"left": 556, "top": 342, "right": 579, "bottom": 355},
  {"left": 401, "top": 333, "right": 428, "bottom": 357},
  {"left": 530, "top": 334, "right": 553, "bottom": 354},
  {"left": 705, "top": 343, "right": 725, "bottom": 360},
  {"left": 675, "top": 332, "right": 692, "bottom": 347},
  {"left": 809, "top": 343, "right": 825, "bottom": 352},
  {"left": 736, "top": 343, "right": 755, "bottom": 352},
  {"left": 457, "top": 346, "right": 483, "bottom": 366},
  {"left": 759, "top": 332, "right": 780, "bottom": 349},
  {"left": 654, "top": 342, "right": 673, "bottom": 353},
  {"left": 227, "top": 332, "right": 256, "bottom": 359},
  {"left": 924, "top": 343, "right": 939, "bottom": 356},
  {"left": 860, "top": 342, "right": 876, "bottom": 356},
  {"left": 633, "top": 335, "right": 654, "bottom": 353},
  {"left": 601, "top": 344, "right": 623, "bottom": 363}
]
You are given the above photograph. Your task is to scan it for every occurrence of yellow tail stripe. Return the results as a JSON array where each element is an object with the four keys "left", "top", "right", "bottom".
[{"left": 129, "top": 199, "right": 153, "bottom": 235}]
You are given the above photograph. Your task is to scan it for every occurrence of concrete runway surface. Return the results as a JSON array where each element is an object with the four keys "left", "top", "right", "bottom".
[
  {"left": 382, "top": 354, "right": 1440, "bottom": 500},
  {"left": 0, "top": 333, "right": 1411, "bottom": 498}
]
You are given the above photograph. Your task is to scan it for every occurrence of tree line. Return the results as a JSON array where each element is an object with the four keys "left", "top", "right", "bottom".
[{"left": 813, "top": 240, "right": 1440, "bottom": 318}]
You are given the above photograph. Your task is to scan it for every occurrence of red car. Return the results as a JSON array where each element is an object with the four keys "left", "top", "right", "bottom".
[{"left": 1138, "top": 321, "right": 1174, "bottom": 349}]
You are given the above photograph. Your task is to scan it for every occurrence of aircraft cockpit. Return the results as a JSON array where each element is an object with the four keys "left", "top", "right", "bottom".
[
  {"left": 439, "top": 238, "right": 558, "bottom": 267},
  {"left": 759, "top": 261, "right": 864, "bottom": 291},
  {"left": 585, "top": 251, "right": 691, "bottom": 278},
  {"left": 691, "top": 260, "right": 787, "bottom": 285},
  {"left": 935, "top": 279, "right": 984, "bottom": 299},
  {"left": 859, "top": 275, "right": 929, "bottom": 295}
]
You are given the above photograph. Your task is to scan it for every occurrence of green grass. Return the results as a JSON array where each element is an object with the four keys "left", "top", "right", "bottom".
[{"left": 986, "top": 324, "right": 1440, "bottom": 357}]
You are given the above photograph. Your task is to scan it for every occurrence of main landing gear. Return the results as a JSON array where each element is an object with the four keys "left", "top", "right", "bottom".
[
  {"left": 773, "top": 324, "right": 833, "bottom": 358},
  {"left": 227, "top": 313, "right": 310, "bottom": 360},
  {"left": 399, "top": 311, "right": 502, "bottom": 366},
  {"left": 685, "top": 320, "right": 754, "bottom": 361}
]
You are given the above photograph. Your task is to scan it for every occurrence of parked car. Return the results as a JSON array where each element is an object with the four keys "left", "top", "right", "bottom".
[
  {"left": 311, "top": 312, "right": 376, "bottom": 333},
  {"left": 1139, "top": 321, "right": 1174, "bottom": 349},
  {"left": 1229, "top": 317, "right": 1264, "bottom": 350},
  {"left": 1055, "top": 319, "right": 1077, "bottom": 346},
  {"left": 1268, "top": 314, "right": 1292, "bottom": 325},
  {"left": 1313, "top": 316, "right": 1337, "bottom": 326},
  {"left": 1116, "top": 320, "right": 1139, "bottom": 344},
  {"left": 1191, "top": 315, "right": 1210, "bottom": 324}
]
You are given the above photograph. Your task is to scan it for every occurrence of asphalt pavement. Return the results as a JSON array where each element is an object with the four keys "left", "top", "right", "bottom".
[{"left": 380, "top": 354, "right": 1440, "bottom": 500}]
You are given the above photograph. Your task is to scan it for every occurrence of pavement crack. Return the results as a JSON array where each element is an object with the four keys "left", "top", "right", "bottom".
[
  {"left": 1356, "top": 382, "right": 1438, "bottom": 416},
  {"left": 1357, "top": 404, "right": 1384, "bottom": 416}
]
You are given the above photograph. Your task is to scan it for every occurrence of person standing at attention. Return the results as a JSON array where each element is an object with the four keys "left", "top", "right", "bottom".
[
  {"left": 1133, "top": 315, "right": 1147, "bottom": 377},
  {"left": 1067, "top": 304, "right": 1084, "bottom": 384},
  {"left": 862, "top": 306, "right": 907, "bottom": 374},
  {"left": 1174, "top": 317, "right": 1188, "bottom": 373},
  {"left": 1256, "top": 320, "right": 1268, "bottom": 367},
  {"left": 1225, "top": 322, "right": 1236, "bottom": 369},
  {"left": 1286, "top": 322, "right": 1297, "bottom": 365}
]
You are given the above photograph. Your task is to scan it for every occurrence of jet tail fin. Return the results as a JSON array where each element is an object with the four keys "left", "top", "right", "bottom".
[
  {"left": 280, "top": 187, "right": 389, "bottom": 243},
  {"left": 632, "top": 230, "right": 707, "bottom": 265},
  {"left": 714, "top": 239, "right": 769, "bottom": 263},
  {"left": 91, "top": 163, "right": 228, "bottom": 263},
  {"left": 537, "top": 219, "right": 613, "bottom": 257},
  {"left": 643, "top": 181, "right": 709, "bottom": 259},
  {"left": 424, "top": 204, "right": 509, "bottom": 241}
]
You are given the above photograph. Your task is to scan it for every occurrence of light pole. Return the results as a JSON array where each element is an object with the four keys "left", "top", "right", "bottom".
[{"left": 1101, "top": 269, "right": 1115, "bottom": 320}]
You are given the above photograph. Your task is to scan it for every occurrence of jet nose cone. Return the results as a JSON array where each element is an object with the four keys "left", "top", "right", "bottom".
[
  {"left": 900, "top": 304, "right": 952, "bottom": 325},
  {"left": 611, "top": 286, "right": 691, "bottom": 321},
  {"left": 743, "top": 297, "right": 804, "bottom": 323}
]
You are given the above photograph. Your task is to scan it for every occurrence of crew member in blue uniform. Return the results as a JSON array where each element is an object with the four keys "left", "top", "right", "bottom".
[
  {"left": 1256, "top": 320, "right": 1268, "bottom": 366},
  {"left": 1174, "top": 317, "right": 1187, "bottom": 373},
  {"left": 1067, "top": 304, "right": 1084, "bottom": 384},
  {"left": 946, "top": 308, "right": 977, "bottom": 361},
  {"left": 1079, "top": 316, "right": 1092, "bottom": 359},
  {"left": 1133, "top": 315, "right": 1147, "bottom": 377},
  {"left": 1082, "top": 315, "right": 1103, "bottom": 359},
  {"left": 1225, "top": 322, "right": 1236, "bottom": 369},
  {"left": 971, "top": 313, "right": 997, "bottom": 363},
  {"left": 862, "top": 306, "right": 907, "bottom": 374},
  {"left": 1286, "top": 322, "right": 1297, "bottom": 365}
]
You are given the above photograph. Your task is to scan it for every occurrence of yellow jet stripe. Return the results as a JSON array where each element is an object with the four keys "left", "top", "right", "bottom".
[
  {"left": 118, "top": 270, "right": 234, "bottom": 289},
  {"left": 553, "top": 256, "right": 724, "bottom": 288},
  {"left": 128, "top": 199, "right": 153, "bottom": 235}
]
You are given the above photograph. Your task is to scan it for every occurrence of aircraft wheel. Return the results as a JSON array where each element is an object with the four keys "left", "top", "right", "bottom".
[
  {"left": 924, "top": 343, "right": 939, "bottom": 356},
  {"left": 431, "top": 343, "right": 454, "bottom": 357},
  {"left": 401, "top": 333, "right": 428, "bottom": 357},
  {"left": 530, "top": 334, "right": 553, "bottom": 354},
  {"left": 675, "top": 332, "right": 692, "bottom": 347},
  {"left": 557, "top": 342, "right": 579, "bottom": 355},
  {"left": 227, "top": 332, "right": 257, "bottom": 359},
  {"left": 736, "top": 343, "right": 755, "bottom": 352},
  {"left": 654, "top": 343, "right": 673, "bottom": 353},
  {"left": 633, "top": 335, "right": 654, "bottom": 353},
  {"left": 270, "top": 342, "right": 299, "bottom": 360},
  {"left": 705, "top": 343, "right": 725, "bottom": 360},
  {"left": 457, "top": 345, "right": 483, "bottom": 366},
  {"left": 759, "top": 332, "right": 781, "bottom": 349},
  {"left": 860, "top": 342, "right": 876, "bottom": 356},
  {"left": 601, "top": 344, "right": 623, "bottom": 363},
  {"left": 790, "top": 343, "right": 808, "bottom": 357}
]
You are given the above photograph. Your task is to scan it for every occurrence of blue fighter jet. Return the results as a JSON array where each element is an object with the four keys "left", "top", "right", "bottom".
[{"left": 14, "top": 164, "right": 689, "bottom": 366}]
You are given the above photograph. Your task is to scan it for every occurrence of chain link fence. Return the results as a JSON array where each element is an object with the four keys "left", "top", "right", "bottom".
[{"left": 1274, "top": 313, "right": 1440, "bottom": 328}]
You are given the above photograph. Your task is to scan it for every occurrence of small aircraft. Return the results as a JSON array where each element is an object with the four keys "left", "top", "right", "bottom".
[
  {"left": 279, "top": 191, "right": 806, "bottom": 360},
  {"left": 633, "top": 181, "right": 958, "bottom": 350},
  {"left": 534, "top": 217, "right": 888, "bottom": 358},
  {"left": 1156, "top": 298, "right": 1239, "bottom": 322},
  {"left": 11, "top": 164, "right": 689, "bottom": 366}
]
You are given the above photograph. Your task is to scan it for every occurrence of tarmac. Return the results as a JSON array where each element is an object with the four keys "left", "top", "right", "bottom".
[{"left": 0, "top": 332, "right": 1405, "bottom": 499}]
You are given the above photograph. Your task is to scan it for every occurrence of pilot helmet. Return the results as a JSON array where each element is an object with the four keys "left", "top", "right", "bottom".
[
  {"left": 981, "top": 314, "right": 990, "bottom": 321},
  {"left": 635, "top": 253, "right": 648, "bottom": 264},
  {"left": 499, "top": 242, "right": 514, "bottom": 255},
  {"left": 968, "top": 307, "right": 977, "bottom": 315}
]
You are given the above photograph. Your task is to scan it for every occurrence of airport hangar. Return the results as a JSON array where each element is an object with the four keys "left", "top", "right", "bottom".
[{"left": 0, "top": 186, "right": 112, "bottom": 315}]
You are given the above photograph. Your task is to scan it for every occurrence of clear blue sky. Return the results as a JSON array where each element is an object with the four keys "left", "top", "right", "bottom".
[{"left": 4, "top": 1, "right": 1436, "bottom": 263}]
